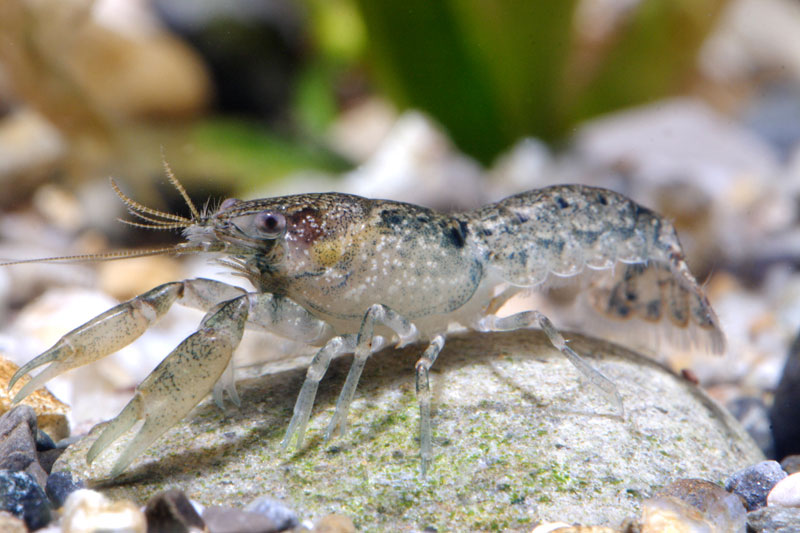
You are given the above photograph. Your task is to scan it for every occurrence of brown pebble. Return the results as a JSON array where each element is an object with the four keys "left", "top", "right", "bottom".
[
  {"left": 145, "top": 489, "right": 206, "bottom": 533},
  {"left": 314, "top": 514, "right": 356, "bottom": 533},
  {"left": 204, "top": 505, "right": 290, "bottom": 533},
  {"left": 641, "top": 478, "right": 746, "bottom": 532},
  {"left": 0, "top": 511, "right": 27, "bottom": 533},
  {"left": 680, "top": 368, "right": 699, "bottom": 384}
]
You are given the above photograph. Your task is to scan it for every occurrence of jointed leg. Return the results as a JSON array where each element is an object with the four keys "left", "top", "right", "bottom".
[
  {"left": 325, "top": 304, "right": 418, "bottom": 440},
  {"left": 415, "top": 334, "right": 445, "bottom": 475},
  {"left": 281, "top": 334, "right": 359, "bottom": 450},
  {"left": 479, "top": 310, "right": 624, "bottom": 417}
]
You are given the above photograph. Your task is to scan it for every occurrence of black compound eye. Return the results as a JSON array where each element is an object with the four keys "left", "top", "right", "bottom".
[{"left": 254, "top": 210, "right": 286, "bottom": 238}]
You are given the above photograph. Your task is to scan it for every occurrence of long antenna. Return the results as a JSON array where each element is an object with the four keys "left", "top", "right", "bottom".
[{"left": 0, "top": 244, "right": 206, "bottom": 267}]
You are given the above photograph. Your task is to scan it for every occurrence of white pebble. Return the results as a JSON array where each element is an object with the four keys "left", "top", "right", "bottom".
[
  {"left": 768, "top": 472, "right": 800, "bottom": 508},
  {"left": 61, "top": 489, "right": 146, "bottom": 533}
]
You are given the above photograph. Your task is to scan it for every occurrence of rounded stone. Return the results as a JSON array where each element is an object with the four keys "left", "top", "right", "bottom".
[
  {"left": 642, "top": 478, "right": 746, "bottom": 532},
  {"left": 747, "top": 505, "right": 800, "bottom": 532},
  {"left": 0, "top": 470, "right": 52, "bottom": 530},
  {"left": 725, "top": 460, "right": 787, "bottom": 511},
  {"left": 45, "top": 471, "right": 85, "bottom": 509},
  {"left": 767, "top": 472, "right": 800, "bottom": 508},
  {"left": 54, "top": 331, "right": 763, "bottom": 531}
]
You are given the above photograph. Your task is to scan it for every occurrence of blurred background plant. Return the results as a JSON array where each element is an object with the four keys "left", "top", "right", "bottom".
[{"left": 0, "top": 0, "right": 733, "bottom": 200}]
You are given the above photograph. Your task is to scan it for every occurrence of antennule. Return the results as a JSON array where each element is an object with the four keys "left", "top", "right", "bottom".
[
  {"left": 161, "top": 150, "right": 201, "bottom": 222},
  {"left": 110, "top": 179, "right": 193, "bottom": 225}
]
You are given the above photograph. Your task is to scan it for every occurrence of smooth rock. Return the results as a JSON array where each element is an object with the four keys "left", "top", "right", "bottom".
[
  {"left": 0, "top": 510, "right": 27, "bottom": 533},
  {"left": 780, "top": 455, "right": 800, "bottom": 475},
  {"left": 54, "top": 331, "right": 764, "bottom": 531},
  {"left": 45, "top": 471, "right": 85, "bottom": 509},
  {"left": 767, "top": 472, "right": 800, "bottom": 507},
  {"left": 203, "top": 505, "right": 285, "bottom": 533},
  {"left": 244, "top": 497, "right": 298, "bottom": 531},
  {"left": 61, "top": 489, "right": 145, "bottom": 533},
  {"left": 725, "top": 460, "right": 787, "bottom": 511},
  {"left": 641, "top": 478, "right": 746, "bottom": 532},
  {"left": 145, "top": 489, "right": 205, "bottom": 533},
  {"left": 0, "top": 470, "right": 52, "bottom": 530},
  {"left": 747, "top": 505, "right": 800, "bottom": 532},
  {"left": 0, "top": 355, "right": 70, "bottom": 440}
]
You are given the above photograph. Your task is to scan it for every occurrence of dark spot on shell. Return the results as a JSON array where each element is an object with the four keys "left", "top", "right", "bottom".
[
  {"left": 597, "top": 193, "right": 608, "bottom": 206},
  {"left": 555, "top": 197, "right": 569, "bottom": 209},
  {"left": 444, "top": 220, "right": 468, "bottom": 249},
  {"left": 380, "top": 210, "right": 405, "bottom": 227}
]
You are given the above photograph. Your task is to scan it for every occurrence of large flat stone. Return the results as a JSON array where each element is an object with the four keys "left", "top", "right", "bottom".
[{"left": 54, "top": 331, "right": 763, "bottom": 531}]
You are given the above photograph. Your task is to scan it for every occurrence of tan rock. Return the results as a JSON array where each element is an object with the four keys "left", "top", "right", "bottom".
[
  {"left": 0, "top": 511, "right": 27, "bottom": 533},
  {"left": 0, "top": 354, "right": 70, "bottom": 440},
  {"left": 314, "top": 514, "right": 356, "bottom": 533}
]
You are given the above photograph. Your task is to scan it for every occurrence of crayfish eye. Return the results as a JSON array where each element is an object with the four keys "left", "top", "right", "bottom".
[{"left": 254, "top": 210, "right": 286, "bottom": 238}]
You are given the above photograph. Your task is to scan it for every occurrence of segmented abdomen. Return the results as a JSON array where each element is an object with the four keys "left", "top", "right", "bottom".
[{"left": 466, "top": 185, "right": 724, "bottom": 353}]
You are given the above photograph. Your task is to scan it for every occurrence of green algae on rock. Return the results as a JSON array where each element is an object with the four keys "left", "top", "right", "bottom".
[{"left": 54, "top": 331, "right": 762, "bottom": 531}]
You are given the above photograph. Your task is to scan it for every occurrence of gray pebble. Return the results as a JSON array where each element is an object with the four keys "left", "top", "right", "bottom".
[
  {"left": 0, "top": 470, "right": 52, "bottom": 530},
  {"left": 45, "top": 471, "right": 85, "bottom": 509},
  {"left": 747, "top": 505, "right": 800, "bottom": 533},
  {"left": 204, "top": 505, "right": 288, "bottom": 533},
  {"left": 34, "top": 429, "right": 56, "bottom": 452},
  {"left": 0, "top": 406, "right": 48, "bottom": 487},
  {"left": 38, "top": 448, "right": 66, "bottom": 474},
  {"left": 725, "top": 460, "right": 787, "bottom": 511},
  {"left": 0, "top": 406, "right": 37, "bottom": 440},
  {"left": 144, "top": 489, "right": 205, "bottom": 533},
  {"left": 245, "top": 497, "right": 299, "bottom": 531},
  {"left": 0, "top": 406, "right": 38, "bottom": 470}
]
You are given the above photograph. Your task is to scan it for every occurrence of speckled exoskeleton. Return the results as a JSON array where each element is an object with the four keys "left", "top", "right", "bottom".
[{"left": 5, "top": 165, "right": 724, "bottom": 477}]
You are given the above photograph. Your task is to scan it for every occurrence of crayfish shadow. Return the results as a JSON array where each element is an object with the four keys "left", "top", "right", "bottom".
[{"left": 89, "top": 329, "right": 674, "bottom": 486}]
